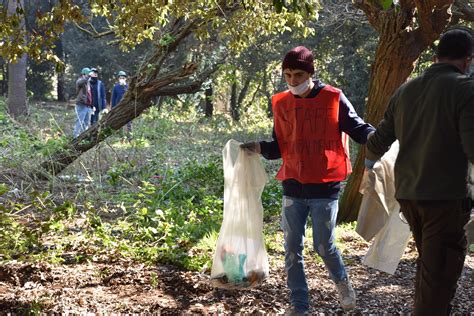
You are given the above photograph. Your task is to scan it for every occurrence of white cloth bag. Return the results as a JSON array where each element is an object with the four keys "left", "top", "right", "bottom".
[
  {"left": 357, "top": 141, "right": 411, "bottom": 274},
  {"left": 210, "top": 139, "right": 269, "bottom": 289}
]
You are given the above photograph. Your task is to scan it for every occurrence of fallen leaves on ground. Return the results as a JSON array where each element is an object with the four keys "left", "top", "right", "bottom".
[{"left": 0, "top": 236, "right": 472, "bottom": 314}]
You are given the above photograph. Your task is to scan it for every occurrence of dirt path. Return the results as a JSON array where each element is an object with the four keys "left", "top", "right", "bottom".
[{"left": 0, "top": 239, "right": 472, "bottom": 314}]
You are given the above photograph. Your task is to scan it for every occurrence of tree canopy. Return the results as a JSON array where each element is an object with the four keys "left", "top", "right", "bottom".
[{"left": 0, "top": 0, "right": 319, "bottom": 64}]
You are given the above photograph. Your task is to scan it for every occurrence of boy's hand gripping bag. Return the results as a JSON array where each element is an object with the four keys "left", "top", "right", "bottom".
[{"left": 210, "top": 139, "right": 269, "bottom": 289}]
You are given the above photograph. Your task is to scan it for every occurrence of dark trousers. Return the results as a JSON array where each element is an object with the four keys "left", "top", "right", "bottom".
[
  {"left": 398, "top": 199, "right": 471, "bottom": 316},
  {"left": 90, "top": 107, "right": 100, "bottom": 124}
]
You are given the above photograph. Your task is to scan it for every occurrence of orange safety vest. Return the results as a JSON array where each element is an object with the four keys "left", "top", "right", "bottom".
[{"left": 272, "top": 85, "right": 352, "bottom": 183}]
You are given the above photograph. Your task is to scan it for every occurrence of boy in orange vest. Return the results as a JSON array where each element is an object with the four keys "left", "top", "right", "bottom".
[{"left": 241, "top": 46, "right": 374, "bottom": 314}]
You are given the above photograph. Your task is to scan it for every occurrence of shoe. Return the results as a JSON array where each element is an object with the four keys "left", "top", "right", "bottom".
[
  {"left": 284, "top": 306, "right": 307, "bottom": 316},
  {"left": 335, "top": 278, "right": 356, "bottom": 311}
]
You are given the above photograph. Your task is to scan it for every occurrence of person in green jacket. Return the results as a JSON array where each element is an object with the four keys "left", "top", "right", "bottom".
[{"left": 365, "top": 29, "right": 474, "bottom": 315}]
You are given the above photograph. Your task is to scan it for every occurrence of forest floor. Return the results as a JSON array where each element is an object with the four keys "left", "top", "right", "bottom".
[
  {"left": 0, "top": 231, "right": 472, "bottom": 314},
  {"left": 0, "top": 102, "right": 472, "bottom": 314}
]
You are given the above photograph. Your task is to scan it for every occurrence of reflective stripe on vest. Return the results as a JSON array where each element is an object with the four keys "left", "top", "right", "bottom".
[{"left": 272, "top": 85, "right": 352, "bottom": 183}]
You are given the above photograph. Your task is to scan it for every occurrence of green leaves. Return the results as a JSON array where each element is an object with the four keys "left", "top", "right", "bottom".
[
  {"left": 273, "top": 0, "right": 317, "bottom": 14},
  {"left": 159, "top": 33, "right": 175, "bottom": 46},
  {"left": 0, "top": 1, "right": 319, "bottom": 62},
  {"left": 0, "top": 184, "right": 8, "bottom": 196},
  {"left": 380, "top": 0, "right": 394, "bottom": 10}
]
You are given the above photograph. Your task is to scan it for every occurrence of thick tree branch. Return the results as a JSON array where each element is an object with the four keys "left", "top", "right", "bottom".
[
  {"left": 143, "top": 18, "right": 201, "bottom": 85},
  {"left": 352, "top": 0, "right": 382, "bottom": 31},
  {"left": 155, "top": 62, "right": 223, "bottom": 97},
  {"left": 413, "top": 0, "right": 454, "bottom": 46},
  {"left": 73, "top": 21, "right": 115, "bottom": 38},
  {"left": 415, "top": 1, "right": 453, "bottom": 33},
  {"left": 141, "top": 63, "right": 199, "bottom": 98}
]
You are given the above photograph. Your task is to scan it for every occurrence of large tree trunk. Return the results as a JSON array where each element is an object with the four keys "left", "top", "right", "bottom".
[
  {"left": 7, "top": 0, "right": 27, "bottom": 118},
  {"left": 338, "top": 0, "right": 455, "bottom": 222},
  {"left": 7, "top": 56, "right": 27, "bottom": 117}
]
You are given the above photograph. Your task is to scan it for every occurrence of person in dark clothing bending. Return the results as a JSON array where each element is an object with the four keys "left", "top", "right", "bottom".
[
  {"left": 241, "top": 46, "right": 375, "bottom": 314},
  {"left": 365, "top": 29, "right": 474, "bottom": 315}
]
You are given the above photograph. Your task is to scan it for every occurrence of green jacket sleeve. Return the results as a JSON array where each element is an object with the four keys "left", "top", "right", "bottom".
[
  {"left": 366, "top": 92, "right": 398, "bottom": 161},
  {"left": 458, "top": 79, "right": 474, "bottom": 164}
]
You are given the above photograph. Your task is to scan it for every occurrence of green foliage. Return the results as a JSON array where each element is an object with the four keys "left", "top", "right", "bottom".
[
  {"left": 273, "top": 0, "right": 317, "bottom": 15},
  {"left": 0, "top": 190, "right": 76, "bottom": 261},
  {"left": 1, "top": 1, "right": 319, "bottom": 63},
  {"left": 27, "top": 60, "right": 56, "bottom": 100},
  {"left": 0, "top": 96, "right": 365, "bottom": 274},
  {"left": 0, "top": 100, "right": 279, "bottom": 270},
  {"left": 380, "top": 0, "right": 394, "bottom": 10},
  {"left": 0, "top": 1, "right": 83, "bottom": 63},
  {"left": 111, "top": 158, "right": 225, "bottom": 266},
  {"left": 0, "top": 102, "right": 74, "bottom": 171},
  {"left": 61, "top": 17, "right": 152, "bottom": 96}
]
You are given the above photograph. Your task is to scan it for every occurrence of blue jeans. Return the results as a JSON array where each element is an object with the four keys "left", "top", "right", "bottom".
[
  {"left": 281, "top": 196, "right": 348, "bottom": 312},
  {"left": 73, "top": 104, "right": 92, "bottom": 138}
]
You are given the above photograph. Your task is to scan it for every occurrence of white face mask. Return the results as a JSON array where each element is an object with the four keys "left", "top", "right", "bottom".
[
  {"left": 119, "top": 78, "right": 127, "bottom": 85},
  {"left": 287, "top": 78, "right": 313, "bottom": 96}
]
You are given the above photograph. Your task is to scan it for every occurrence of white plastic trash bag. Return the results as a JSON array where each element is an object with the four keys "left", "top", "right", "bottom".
[{"left": 210, "top": 139, "right": 269, "bottom": 289}]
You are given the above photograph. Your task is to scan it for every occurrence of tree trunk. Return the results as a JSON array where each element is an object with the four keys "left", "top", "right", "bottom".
[
  {"left": 339, "top": 44, "right": 419, "bottom": 222},
  {"left": 204, "top": 84, "right": 213, "bottom": 117},
  {"left": 0, "top": 59, "right": 6, "bottom": 96},
  {"left": 338, "top": 0, "right": 454, "bottom": 222},
  {"left": 7, "top": 0, "right": 28, "bottom": 118},
  {"left": 230, "top": 69, "right": 239, "bottom": 121},
  {"left": 237, "top": 77, "right": 251, "bottom": 112},
  {"left": 55, "top": 38, "right": 66, "bottom": 102},
  {"left": 7, "top": 56, "right": 28, "bottom": 118},
  {"left": 262, "top": 70, "right": 273, "bottom": 117}
]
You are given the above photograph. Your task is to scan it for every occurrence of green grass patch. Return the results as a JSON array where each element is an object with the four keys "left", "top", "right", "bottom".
[{"left": 0, "top": 98, "right": 361, "bottom": 272}]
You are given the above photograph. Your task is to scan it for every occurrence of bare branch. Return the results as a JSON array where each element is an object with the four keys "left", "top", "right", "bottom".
[
  {"left": 318, "top": 0, "right": 369, "bottom": 29},
  {"left": 452, "top": 0, "right": 474, "bottom": 22},
  {"left": 352, "top": 0, "right": 383, "bottom": 32},
  {"left": 145, "top": 17, "right": 201, "bottom": 83},
  {"left": 73, "top": 21, "right": 115, "bottom": 38}
]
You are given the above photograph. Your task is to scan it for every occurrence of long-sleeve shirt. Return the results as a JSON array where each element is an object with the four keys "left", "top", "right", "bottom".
[
  {"left": 260, "top": 80, "right": 375, "bottom": 199},
  {"left": 367, "top": 63, "right": 474, "bottom": 200},
  {"left": 90, "top": 79, "right": 106, "bottom": 111},
  {"left": 111, "top": 83, "right": 128, "bottom": 108},
  {"left": 75, "top": 77, "right": 90, "bottom": 107}
]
